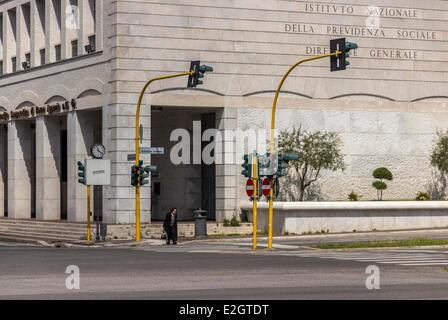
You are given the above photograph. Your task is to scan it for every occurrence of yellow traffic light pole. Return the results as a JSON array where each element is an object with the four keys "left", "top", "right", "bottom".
[
  {"left": 252, "top": 154, "right": 258, "bottom": 251},
  {"left": 267, "top": 51, "right": 342, "bottom": 250},
  {"left": 134, "top": 71, "right": 195, "bottom": 241}
]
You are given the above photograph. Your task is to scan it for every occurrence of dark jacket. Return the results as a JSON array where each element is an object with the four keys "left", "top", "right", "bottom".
[{"left": 163, "top": 212, "right": 178, "bottom": 239}]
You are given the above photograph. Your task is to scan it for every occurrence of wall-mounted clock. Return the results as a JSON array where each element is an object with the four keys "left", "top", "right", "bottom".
[{"left": 91, "top": 143, "right": 106, "bottom": 159}]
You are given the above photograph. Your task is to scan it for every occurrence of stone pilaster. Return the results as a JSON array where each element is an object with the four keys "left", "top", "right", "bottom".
[
  {"left": 215, "top": 107, "right": 238, "bottom": 222},
  {"left": 60, "top": 0, "right": 68, "bottom": 60},
  {"left": 2, "top": 10, "right": 6, "bottom": 74},
  {"left": 67, "top": 111, "right": 92, "bottom": 222},
  {"left": 7, "top": 121, "right": 33, "bottom": 219},
  {"left": 35, "top": 116, "right": 61, "bottom": 220}
]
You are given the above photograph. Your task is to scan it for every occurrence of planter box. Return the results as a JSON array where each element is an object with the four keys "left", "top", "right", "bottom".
[{"left": 241, "top": 201, "right": 448, "bottom": 235}]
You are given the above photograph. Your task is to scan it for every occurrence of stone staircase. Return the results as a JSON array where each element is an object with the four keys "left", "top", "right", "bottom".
[
  {"left": 0, "top": 218, "right": 87, "bottom": 244},
  {"left": 0, "top": 218, "right": 254, "bottom": 243}
]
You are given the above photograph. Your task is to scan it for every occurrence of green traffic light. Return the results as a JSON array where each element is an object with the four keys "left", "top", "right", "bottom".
[
  {"left": 241, "top": 154, "right": 251, "bottom": 178},
  {"left": 77, "top": 161, "right": 86, "bottom": 184},
  {"left": 140, "top": 172, "right": 150, "bottom": 186},
  {"left": 199, "top": 65, "right": 214, "bottom": 73},
  {"left": 345, "top": 42, "right": 358, "bottom": 52},
  {"left": 282, "top": 153, "right": 299, "bottom": 162}
]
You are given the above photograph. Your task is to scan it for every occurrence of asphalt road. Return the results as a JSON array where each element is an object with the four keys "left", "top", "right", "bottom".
[
  {"left": 1, "top": 241, "right": 448, "bottom": 300},
  {"left": 189, "top": 228, "right": 448, "bottom": 248}
]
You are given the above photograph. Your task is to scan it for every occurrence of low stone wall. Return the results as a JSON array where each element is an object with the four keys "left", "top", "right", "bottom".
[
  {"left": 242, "top": 201, "right": 448, "bottom": 235},
  {"left": 106, "top": 222, "right": 253, "bottom": 240}
]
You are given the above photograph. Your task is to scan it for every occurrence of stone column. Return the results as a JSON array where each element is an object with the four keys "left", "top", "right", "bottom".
[
  {"left": 67, "top": 111, "right": 92, "bottom": 222},
  {"left": 95, "top": 0, "right": 102, "bottom": 51},
  {"left": 0, "top": 125, "right": 6, "bottom": 217},
  {"left": 7, "top": 121, "right": 32, "bottom": 219},
  {"left": 15, "top": 4, "right": 22, "bottom": 71},
  {"left": 31, "top": 0, "right": 46, "bottom": 67},
  {"left": 35, "top": 116, "right": 61, "bottom": 220},
  {"left": 60, "top": 0, "right": 68, "bottom": 59},
  {"left": 215, "top": 108, "right": 238, "bottom": 222},
  {"left": 44, "top": 0, "right": 51, "bottom": 63},
  {"left": 30, "top": 0, "right": 37, "bottom": 67},
  {"left": 77, "top": 0, "right": 85, "bottom": 56},
  {"left": 2, "top": 10, "right": 7, "bottom": 74}
]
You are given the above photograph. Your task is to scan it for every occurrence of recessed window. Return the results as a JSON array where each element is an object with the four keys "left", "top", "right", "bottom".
[
  {"left": 55, "top": 44, "right": 61, "bottom": 62},
  {"left": 85, "top": 35, "right": 96, "bottom": 53},
  {"left": 71, "top": 40, "right": 78, "bottom": 57},
  {"left": 11, "top": 57, "right": 16, "bottom": 72},
  {"left": 22, "top": 53, "right": 31, "bottom": 70},
  {"left": 39, "top": 48, "right": 45, "bottom": 66}
]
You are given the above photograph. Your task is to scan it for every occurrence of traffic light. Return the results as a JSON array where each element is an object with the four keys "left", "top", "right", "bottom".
[
  {"left": 277, "top": 153, "right": 299, "bottom": 177},
  {"left": 77, "top": 161, "right": 86, "bottom": 185},
  {"left": 140, "top": 165, "right": 158, "bottom": 186},
  {"left": 277, "top": 159, "right": 289, "bottom": 177},
  {"left": 241, "top": 154, "right": 251, "bottom": 178},
  {"left": 131, "top": 161, "right": 142, "bottom": 187},
  {"left": 258, "top": 153, "right": 272, "bottom": 177},
  {"left": 330, "top": 38, "right": 358, "bottom": 72},
  {"left": 187, "top": 61, "right": 214, "bottom": 88}
]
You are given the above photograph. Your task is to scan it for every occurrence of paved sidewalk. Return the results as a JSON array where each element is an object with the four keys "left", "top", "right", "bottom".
[{"left": 23, "top": 227, "right": 448, "bottom": 249}]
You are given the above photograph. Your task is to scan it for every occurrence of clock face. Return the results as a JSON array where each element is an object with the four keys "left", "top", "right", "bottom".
[{"left": 91, "top": 143, "right": 106, "bottom": 159}]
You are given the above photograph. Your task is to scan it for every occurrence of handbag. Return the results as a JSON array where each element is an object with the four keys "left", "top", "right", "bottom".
[{"left": 161, "top": 230, "right": 167, "bottom": 240}]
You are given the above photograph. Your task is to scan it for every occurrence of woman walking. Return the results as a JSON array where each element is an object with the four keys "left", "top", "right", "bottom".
[{"left": 163, "top": 208, "right": 178, "bottom": 245}]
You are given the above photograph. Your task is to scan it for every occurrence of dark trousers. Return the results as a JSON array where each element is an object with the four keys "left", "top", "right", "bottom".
[{"left": 167, "top": 227, "right": 177, "bottom": 244}]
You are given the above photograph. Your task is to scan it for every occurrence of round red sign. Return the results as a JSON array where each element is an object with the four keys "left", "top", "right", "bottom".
[
  {"left": 246, "top": 179, "right": 254, "bottom": 197},
  {"left": 262, "top": 178, "right": 271, "bottom": 197}
]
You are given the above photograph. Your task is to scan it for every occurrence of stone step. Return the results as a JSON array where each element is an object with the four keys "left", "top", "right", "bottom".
[
  {"left": 0, "top": 227, "right": 85, "bottom": 236},
  {"left": 0, "top": 226, "right": 85, "bottom": 238},
  {"left": 0, "top": 219, "right": 87, "bottom": 229},
  {"left": 0, "top": 221, "right": 86, "bottom": 229},
  {"left": 0, "top": 231, "right": 82, "bottom": 244},
  {"left": 0, "top": 228, "right": 83, "bottom": 238}
]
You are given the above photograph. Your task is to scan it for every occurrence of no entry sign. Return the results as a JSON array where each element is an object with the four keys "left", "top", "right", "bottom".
[
  {"left": 262, "top": 178, "right": 271, "bottom": 197},
  {"left": 246, "top": 179, "right": 255, "bottom": 197}
]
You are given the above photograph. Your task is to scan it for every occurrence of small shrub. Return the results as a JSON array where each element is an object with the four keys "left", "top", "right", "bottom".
[
  {"left": 372, "top": 167, "right": 393, "bottom": 200},
  {"left": 373, "top": 167, "right": 393, "bottom": 181},
  {"left": 230, "top": 217, "right": 241, "bottom": 227},
  {"left": 224, "top": 217, "right": 240, "bottom": 227},
  {"left": 348, "top": 191, "right": 362, "bottom": 201},
  {"left": 415, "top": 191, "right": 431, "bottom": 201}
]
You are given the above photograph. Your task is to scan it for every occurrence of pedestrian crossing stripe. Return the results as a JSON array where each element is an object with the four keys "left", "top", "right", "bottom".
[{"left": 291, "top": 251, "right": 448, "bottom": 267}]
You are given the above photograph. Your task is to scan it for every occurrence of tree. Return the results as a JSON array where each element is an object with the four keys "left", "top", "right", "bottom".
[
  {"left": 278, "top": 126, "right": 346, "bottom": 201},
  {"left": 429, "top": 130, "right": 448, "bottom": 199},
  {"left": 372, "top": 167, "right": 393, "bottom": 200},
  {"left": 431, "top": 130, "right": 448, "bottom": 174}
]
